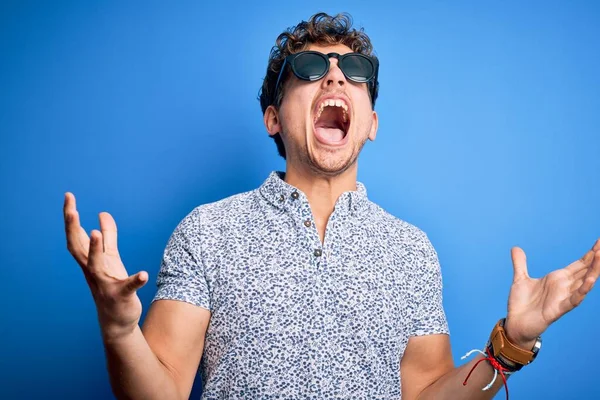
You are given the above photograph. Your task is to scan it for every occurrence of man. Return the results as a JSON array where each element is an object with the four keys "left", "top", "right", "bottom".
[{"left": 64, "top": 12, "right": 600, "bottom": 400}]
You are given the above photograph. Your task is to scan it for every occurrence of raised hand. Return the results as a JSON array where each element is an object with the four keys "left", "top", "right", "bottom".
[
  {"left": 64, "top": 192, "right": 149, "bottom": 340},
  {"left": 504, "top": 239, "right": 600, "bottom": 348}
]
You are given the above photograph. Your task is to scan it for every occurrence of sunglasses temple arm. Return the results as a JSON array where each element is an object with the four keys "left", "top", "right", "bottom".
[
  {"left": 272, "top": 58, "right": 288, "bottom": 106},
  {"left": 371, "top": 62, "right": 379, "bottom": 104}
]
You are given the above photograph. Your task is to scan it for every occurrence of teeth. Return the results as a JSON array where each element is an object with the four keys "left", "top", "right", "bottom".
[{"left": 315, "top": 98, "right": 349, "bottom": 123}]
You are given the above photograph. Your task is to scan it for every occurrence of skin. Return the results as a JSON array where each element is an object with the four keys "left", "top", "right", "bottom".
[
  {"left": 264, "top": 43, "right": 377, "bottom": 243},
  {"left": 64, "top": 200, "right": 210, "bottom": 400},
  {"left": 64, "top": 41, "right": 600, "bottom": 399}
]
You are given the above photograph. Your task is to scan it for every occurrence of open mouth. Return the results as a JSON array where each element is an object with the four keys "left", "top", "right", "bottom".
[{"left": 313, "top": 97, "right": 351, "bottom": 145}]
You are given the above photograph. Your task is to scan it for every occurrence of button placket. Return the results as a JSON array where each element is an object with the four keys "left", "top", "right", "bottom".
[
  {"left": 321, "top": 209, "right": 341, "bottom": 263},
  {"left": 295, "top": 202, "right": 318, "bottom": 260},
  {"left": 291, "top": 191, "right": 323, "bottom": 264}
]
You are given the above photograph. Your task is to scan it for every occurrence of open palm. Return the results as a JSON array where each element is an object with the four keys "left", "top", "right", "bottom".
[
  {"left": 64, "top": 192, "right": 148, "bottom": 337},
  {"left": 505, "top": 240, "right": 600, "bottom": 346}
]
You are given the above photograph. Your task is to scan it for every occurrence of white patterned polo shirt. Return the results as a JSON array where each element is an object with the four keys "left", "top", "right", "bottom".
[{"left": 152, "top": 171, "right": 449, "bottom": 399}]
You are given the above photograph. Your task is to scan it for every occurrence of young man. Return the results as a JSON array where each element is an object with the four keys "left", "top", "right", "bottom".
[{"left": 64, "top": 12, "right": 600, "bottom": 400}]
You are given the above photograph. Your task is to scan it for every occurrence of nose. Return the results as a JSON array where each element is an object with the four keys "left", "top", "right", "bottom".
[{"left": 320, "top": 57, "right": 346, "bottom": 91}]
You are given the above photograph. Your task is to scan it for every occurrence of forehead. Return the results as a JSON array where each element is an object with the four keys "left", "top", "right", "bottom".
[{"left": 306, "top": 42, "right": 353, "bottom": 55}]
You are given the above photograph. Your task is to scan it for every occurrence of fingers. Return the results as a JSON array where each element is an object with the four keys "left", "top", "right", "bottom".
[
  {"left": 87, "top": 229, "right": 147, "bottom": 298},
  {"left": 99, "top": 212, "right": 119, "bottom": 256},
  {"left": 511, "top": 247, "right": 530, "bottom": 282},
  {"left": 565, "top": 240, "right": 600, "bottom": 275},
  {"left": 569, "top": 250, "right": 600, "bottom": 308},
  {"left": 572, "top": 249, "right": 598, "bottom": 281},
  {"left": 573, "top": 265, "right": 590, "bottom": 283},
  {"left": 566, "top": 250, "right": 595, "bottom": 275},
  {"left": 582, "top": 250, "right": 595, "bottom": 265},
  {"left": 584, "top": 250, "right": 600, "bottom": 290},
  {"left": 87, "top": 229, "right": 105, "bottom": 274},
  {"left": 120, "top": 271, "right": 149, "bottom": 297},
  {"left": 66, "top": 193, "right": 146, "bottom": 299},
  {"left": 569, "top": 250, "right": 599, "bottom": 292},
  {"left": 64, "top": 192, "right": 91, "bottom": 267},
  {"left": 593, "top": 238, "right": 600, "bottom": 253}
]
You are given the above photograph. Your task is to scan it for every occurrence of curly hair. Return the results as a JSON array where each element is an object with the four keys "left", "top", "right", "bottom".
[{"left": 258, "top": 12, "right": 379, "bottom": 159}]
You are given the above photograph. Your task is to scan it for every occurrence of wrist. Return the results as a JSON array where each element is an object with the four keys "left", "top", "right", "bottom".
[
  {"left": 504, "top": 319, "right": 537, "bottom": 350},
  {"left": 488, "top": 318, "right": 542, "bottom": 370},
  {"left": 100, "top": 322, "right": 138, "bottom": 344}
]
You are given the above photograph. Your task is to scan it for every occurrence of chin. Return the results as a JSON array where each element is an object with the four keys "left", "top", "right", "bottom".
[{"left": 307, "top": 148, "right": 358, "bottom": 176}]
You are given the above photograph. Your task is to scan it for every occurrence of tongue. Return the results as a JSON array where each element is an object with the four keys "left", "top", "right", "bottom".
[{"left": 315, "top": 127, "right": 345, "bottom": 144}]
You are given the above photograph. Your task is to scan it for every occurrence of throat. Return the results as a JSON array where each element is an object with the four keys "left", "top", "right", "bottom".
[{"left": 314, "top": 218, "right": 327, "bottom": 245}]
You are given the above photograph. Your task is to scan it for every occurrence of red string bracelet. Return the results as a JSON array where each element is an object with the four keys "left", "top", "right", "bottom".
[{"left": 461, "top": 346, "right": 513, "bottom": 400}]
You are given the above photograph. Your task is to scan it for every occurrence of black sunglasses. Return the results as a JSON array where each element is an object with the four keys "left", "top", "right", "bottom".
[{"left": 273, "top": 51, "right": 379, "bottom": 105}]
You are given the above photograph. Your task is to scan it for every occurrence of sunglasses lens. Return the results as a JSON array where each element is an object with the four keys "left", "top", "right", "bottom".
[
  {"left": 293, "top": 53, "right": 328, "bottom": 80},
  {"left": 341, "top": 55, "right": 374, "bottom": 82}
]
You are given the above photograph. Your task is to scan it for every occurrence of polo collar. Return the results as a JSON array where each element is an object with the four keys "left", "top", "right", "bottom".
[{"left": 259, "top": 171, "right": 368, "bottom": 216}]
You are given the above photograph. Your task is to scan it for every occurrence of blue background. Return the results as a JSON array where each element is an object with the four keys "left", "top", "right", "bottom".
[{"left": 1, "top": 1, "right": 599, "bottom": 399}]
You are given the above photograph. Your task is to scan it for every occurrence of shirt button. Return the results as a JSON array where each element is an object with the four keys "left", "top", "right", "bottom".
[
  {"left": 291, "top": 191, "right": 299, "bottom": 200},
  {"left": 304, "top": 219, "right": 311, "bottom": 227},
  {"left": 278, "top": 194, "right": 285, "bottom": 202},
  {"left": 314, "top": 249, "right": 322, "bottom": 257}
]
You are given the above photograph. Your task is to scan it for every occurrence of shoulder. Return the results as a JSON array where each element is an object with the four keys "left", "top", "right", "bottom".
[
  {"left": 176, "top": 188, "right": 263, "bottom": 235},
  {"left": 366, "top": 200, "right": 433, "bottom": 248},
  {"left": 364, "top": 201, "right": 440, "bottom": 274}
]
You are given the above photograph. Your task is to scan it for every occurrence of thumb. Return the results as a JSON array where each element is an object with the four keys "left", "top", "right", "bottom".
[
  {"left": 511, "top": 247, "right": 530, "bottom": 282},
  {"left": 121, "top": 271, "right": 149, "bottom": 296}
]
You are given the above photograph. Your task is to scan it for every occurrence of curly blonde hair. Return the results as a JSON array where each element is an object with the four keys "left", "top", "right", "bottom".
[{"left": 258, "top": 12, "right": 379, "bottom": 159}]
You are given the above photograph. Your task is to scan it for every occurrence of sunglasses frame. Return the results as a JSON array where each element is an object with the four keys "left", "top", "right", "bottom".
[{"left": 272, "top": 51, "right": 379, "bottom": 106}]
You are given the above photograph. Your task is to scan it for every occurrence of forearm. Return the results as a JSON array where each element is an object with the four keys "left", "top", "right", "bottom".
[
  {"left": 417, "top": 354, "right": 509, "bottom": 400},
  {"left": 103, "top": 325, "right": 181, "bottom": 400}
]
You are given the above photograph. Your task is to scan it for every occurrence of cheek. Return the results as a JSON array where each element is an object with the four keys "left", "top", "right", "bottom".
[
  {"left": 353, "top": 105, "right": 374, "bottom": 130},
  {"left": 281, "top": 94, "right": 312, "bottom": 131},
  {"left": 349, "top": 88, "right": 374, "bottom": 125},
  {"left": 279, "top": 108, "right": 305, "bottom": 141}
]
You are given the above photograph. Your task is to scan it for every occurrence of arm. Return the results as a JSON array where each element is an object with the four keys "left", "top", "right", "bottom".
[
  {"left": 402, "top": 240, "right": 600, "bottom": 399},
  {"left": 104, "top": 300, "right": 210, "bottom": 400},
  {"left": 401, "top": 334, "right": 506, "bottom": 400},
  {"left": 64, "top": 193, "right": 211, "bottom": 400}
]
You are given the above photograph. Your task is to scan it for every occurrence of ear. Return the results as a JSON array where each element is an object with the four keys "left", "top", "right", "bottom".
[
  {"left": 368, "top": 110, "right": 378, "bottom": 141},
  {"left": 264, "top": 105, "right": 282, "bottom": 137}
]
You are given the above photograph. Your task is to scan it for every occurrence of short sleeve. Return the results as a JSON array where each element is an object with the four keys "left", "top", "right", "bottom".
[
  {"left": 407, "top": 232, "right": 449, "bottom": 337},
  {"left": 151, "top": 208, "right": 211, "bottom": 310}
]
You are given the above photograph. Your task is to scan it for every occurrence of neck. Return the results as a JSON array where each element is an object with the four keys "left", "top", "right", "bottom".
[{"left": 283, "top": 162, "right": 358, "bottom": 224}]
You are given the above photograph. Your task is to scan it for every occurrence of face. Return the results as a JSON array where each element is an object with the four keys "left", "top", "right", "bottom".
[{"left": 265, "top": 43, "right": 378, "bottom": 177}]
